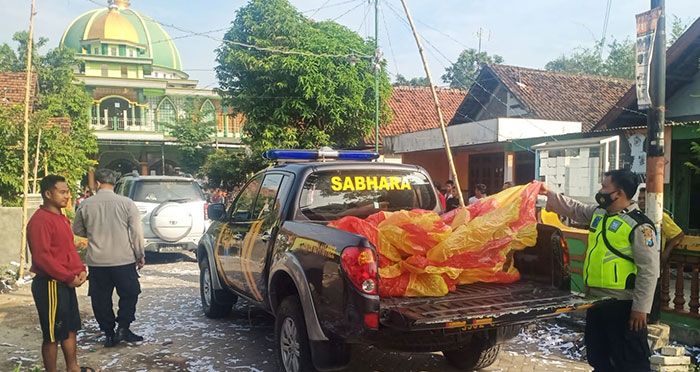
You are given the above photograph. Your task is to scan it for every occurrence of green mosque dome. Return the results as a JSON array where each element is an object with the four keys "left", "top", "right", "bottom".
[{"left": 60, "top": 0, "right": 183, "bottom": 73}]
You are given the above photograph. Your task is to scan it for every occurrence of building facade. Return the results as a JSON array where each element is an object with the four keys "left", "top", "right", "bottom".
[{"left": 60, "top": 0, "right": 243, "bottom": 180}]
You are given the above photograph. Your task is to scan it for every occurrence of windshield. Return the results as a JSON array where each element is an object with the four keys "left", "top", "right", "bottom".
[
  {"left": 298, "top": 169, "right": 437, "bottom": 221},
  {"left": 132, "top": 180, "right": 204, "bottom": 203}
]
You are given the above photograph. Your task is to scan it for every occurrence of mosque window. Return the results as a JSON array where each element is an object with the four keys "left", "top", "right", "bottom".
[
  {"left": 200, "top": 100, "right": 216, "bottom": 125},
  {"left": 157, "top": 99, "right": 176, "bottom": 128},
  {"left": 101, "top": 44, "right": 108, "bottom": 55},
  {"left": 101, "top": 64, "right": 108, "bottom": 77},
  {"left": 119, "top": 45, "right": 126, "bottom": 57},
  {"left": 121, "top": 66, "right": 128, "bottom": 78},
  {"left": 110, "top": 47, "right": 117, "bottom": 56}
]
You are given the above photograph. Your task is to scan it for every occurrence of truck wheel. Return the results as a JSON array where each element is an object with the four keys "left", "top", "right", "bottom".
[
  {"left": 442, "top": 338, "right": 500, "bottom": 371},
  {"left": 275, "top": 296, "right": 314, "bottom": 372},
  {"left": 199, "top": 258, "right": 234, "bottom": 318}
]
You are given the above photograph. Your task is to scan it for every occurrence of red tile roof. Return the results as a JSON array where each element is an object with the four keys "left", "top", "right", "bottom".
[
  {"left": 366, "top": 86, "right": 467, "bottom": 145},
  {"left": 485, "top": 65, "right": 633, "bottom": 131},
  {"left": 0, "top": 72, "right": 37, "bottom": 107}
]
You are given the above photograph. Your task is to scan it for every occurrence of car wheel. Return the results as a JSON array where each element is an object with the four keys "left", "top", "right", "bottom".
[
  {"left": 442, "top": 337, "right": 500, "bottom": 371},
  {"left": 275, "top": 296, "right": 314, "bottom": 372},
  {"left": 199, "top": 258, "right": 234, "bottom": 318}
]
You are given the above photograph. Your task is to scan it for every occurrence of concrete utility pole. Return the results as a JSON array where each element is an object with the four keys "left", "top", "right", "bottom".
[
  {"left": 374, "top": 0, "right": 380, "bottom": 154},
  {"left": 646, "top": 0, "right": 666, "bottom": 235},
  {"left": 399, "top": 0, "right": 465, "bottom": 207},
  {"left": 19, "top": 0, "right": 37, "bottom": 279}
]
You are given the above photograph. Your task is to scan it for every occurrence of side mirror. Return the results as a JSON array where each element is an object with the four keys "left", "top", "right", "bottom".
[{"left": 207, "top": 203, "right": 226, "bottom": 221}]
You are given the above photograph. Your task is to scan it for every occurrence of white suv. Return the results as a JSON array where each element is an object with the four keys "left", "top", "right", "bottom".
[{"left": 114, "top": 175, "right": 209, "bottom": 252}]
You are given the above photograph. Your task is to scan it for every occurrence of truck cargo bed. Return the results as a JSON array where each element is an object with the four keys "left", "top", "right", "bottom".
[{"left": 380, "top": 280, "right": 593, "bottom": 331}]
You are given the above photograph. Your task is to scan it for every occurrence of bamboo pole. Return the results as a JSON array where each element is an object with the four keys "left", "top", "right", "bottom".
[
  {"left": 32, "top": 127, "right": 42, "bottom": 193},
  {"left": 398, "top": 0, "right": 465, "bottom": 207},
  {"left": 19, "top": 0, "right": 37, "bottom": 279}
]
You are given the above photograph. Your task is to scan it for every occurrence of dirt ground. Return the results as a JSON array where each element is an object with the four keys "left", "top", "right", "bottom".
[{"left": 1, "top": 252, "right": 592, "bottom": 372}]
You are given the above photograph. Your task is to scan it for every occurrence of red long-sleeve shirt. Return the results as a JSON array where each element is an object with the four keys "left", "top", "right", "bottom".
[{"left": 27, "top": 207, "right": 86, "bottom": 284}]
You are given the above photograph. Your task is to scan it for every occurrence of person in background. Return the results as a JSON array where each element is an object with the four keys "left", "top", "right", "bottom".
[
  {"left": 434, "top": 181, "right": 447, "bottom": 210},
  {"left": 502, "top": 181, "right": 514, "bottom": 191},
  {"left": 468, "top": 183, "right": 487, "bottom": 205},
  {"left": 73, "top": 169, "right": 145, "bottom": 348},
  {"left": 74, "top": 187, "right": 93, "bottom": 211},
  {"left": 445, "top": 186, "right": 461, "bottom": 212},
  {"left": 540, "top": 169, "right": 658, "bottom": 371},
  {"left": 637, "top": 187, "right": 685, "bottom": 323},
  {"left": 27, "top": 175, "right": 91, "bottom": 372}
]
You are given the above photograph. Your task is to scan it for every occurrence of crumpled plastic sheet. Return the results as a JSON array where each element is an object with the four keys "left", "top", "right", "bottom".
[{"left": 329, "top": 182, "right": 542, "bottom": 297}]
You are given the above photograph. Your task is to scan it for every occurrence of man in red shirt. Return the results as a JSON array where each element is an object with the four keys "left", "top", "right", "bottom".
[{"left": 27, "top": 175, "right": 91, "bottom": 372}]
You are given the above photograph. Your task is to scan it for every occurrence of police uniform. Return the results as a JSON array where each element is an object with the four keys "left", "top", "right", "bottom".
[{"left": 546, "top": 192, "right": 659, "bottom": 372}]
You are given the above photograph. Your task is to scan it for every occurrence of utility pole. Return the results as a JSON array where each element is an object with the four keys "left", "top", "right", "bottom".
[
  {"left": 399, "top": 0, "right": 465, "bottom": 207},
  {"left": 646, "top": 0, "right": 666, "bottom": 235},
  {"left": 19, "top": 0, "right": 37, "bottom": 280},
  {"left": 374, "top": 0, "right": 380, "bottom": 154},
  {"left": 477, "top": 27, "right": 483, "bottom": 53}
]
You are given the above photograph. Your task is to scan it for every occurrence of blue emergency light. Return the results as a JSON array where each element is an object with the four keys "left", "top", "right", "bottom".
[{"left": 263, "top": 148, "right": 379, "bottom": 162}]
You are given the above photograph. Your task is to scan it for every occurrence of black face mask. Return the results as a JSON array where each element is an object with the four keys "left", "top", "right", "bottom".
[{"left": 595, "top": 190, "right": 618, "bottom": 209}]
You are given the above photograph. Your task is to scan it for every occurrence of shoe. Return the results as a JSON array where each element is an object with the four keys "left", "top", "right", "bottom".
[
  {"left": 116, "top": 327, "right": 144, "bottom": 342},
  {"left": 104, "top": 333, "right": 119, "bottom": 348}
]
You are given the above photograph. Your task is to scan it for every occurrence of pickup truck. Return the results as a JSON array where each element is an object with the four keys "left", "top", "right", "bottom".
[{"left": 197, "top": 150, "right": 593, "bottom": 372}]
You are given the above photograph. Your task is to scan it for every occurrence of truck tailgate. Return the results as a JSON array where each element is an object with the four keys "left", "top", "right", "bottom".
[{"left": 380, "top": 280, "right": 593, "bottom": 331}]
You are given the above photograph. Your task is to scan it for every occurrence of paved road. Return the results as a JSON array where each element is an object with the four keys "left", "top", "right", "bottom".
[{"left": 1, "top": 253, "right": 591, "bottom": 371}]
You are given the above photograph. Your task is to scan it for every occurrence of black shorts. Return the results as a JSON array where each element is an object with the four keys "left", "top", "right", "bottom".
[{"left": 31, "top": 277, "right": 81, "bottom": 343}]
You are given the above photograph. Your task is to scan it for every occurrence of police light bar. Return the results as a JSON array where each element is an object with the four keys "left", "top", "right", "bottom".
[{"left": 263, "top": 148, "right": 379, "bottom": 162}]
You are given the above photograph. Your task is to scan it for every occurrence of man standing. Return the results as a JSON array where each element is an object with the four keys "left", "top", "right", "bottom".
[
  {"left": 27, "top": 175, "right": 90, "bottom": 372},
  {"left": 73, "top": 169, "right": 145, "bottom": 347},
  {"left": 541, "top": 169, "right": 658, "bottom": 371}
]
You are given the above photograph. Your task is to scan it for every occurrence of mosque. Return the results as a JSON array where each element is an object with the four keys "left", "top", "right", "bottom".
[{"left": 60, "top": 0, "right": 242, "bottom": 180}]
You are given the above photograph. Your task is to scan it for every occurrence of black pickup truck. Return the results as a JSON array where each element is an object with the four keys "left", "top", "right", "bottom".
[{"left": 197, "top": 151, "right": 593, "bottom": 372}]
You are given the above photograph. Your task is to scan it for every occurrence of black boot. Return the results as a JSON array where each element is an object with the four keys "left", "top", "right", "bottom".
[
  {"left": 104, "top": 331, "right": 119, "bottom": 348},
  {"left": 116, "top": 326, "right": 144, "bottom": 343}
]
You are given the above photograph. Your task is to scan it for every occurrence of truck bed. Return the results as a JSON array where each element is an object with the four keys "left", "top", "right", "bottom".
[{"left": 380, "top": 280, "right": 592, "bottom": 331}]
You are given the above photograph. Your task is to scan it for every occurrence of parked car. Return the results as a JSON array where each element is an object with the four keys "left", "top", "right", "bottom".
[
  {"left": 197, "top": 149, "right": 594, "bottom": 372},
  {"left": 115, "top": 174, "right": 209, "bottom": 252}
]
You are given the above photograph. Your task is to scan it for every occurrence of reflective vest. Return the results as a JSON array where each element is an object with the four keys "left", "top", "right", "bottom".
[{"left": 584, "top": 208, "right": 654, "bottom": 290}]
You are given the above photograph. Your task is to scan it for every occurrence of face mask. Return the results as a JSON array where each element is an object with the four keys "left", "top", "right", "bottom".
[{"left": 595, "top": 190, "right": 617, "bottom": 209}]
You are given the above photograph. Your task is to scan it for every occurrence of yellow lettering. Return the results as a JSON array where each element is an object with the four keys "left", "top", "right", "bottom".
[
  {"left": 343, "top": 177, "right": 355, "bottom": 191},
  {"left": 366, "top": 176, "right": 378, "bottom": 190},
  {"left": 331, "top": 176, "right": 343, "bottom": 191},
  {"left": 390, "top": 177, "right": 401, "bottom": 190},
  {"left": 354, "top": 176, "right": 366, "bottom": 191},
  {"left": 378, "top": 177, "right": 389, "bottom": 190},
  {"left": 401, "top": 177, "right": 412, "bottom": 190}
]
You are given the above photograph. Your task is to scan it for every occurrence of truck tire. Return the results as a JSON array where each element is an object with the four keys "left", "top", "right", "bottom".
[
  {"left": 442, "top": 338, "right": 500, "bottom": 371},
  {"left": 275, "top": 296, "right": 315, "bottom": 372},
  {"left": 199, "top": 258, "right": 234, "bottom": 318}
]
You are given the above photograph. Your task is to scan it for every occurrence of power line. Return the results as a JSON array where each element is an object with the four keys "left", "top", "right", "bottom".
[
  {"left": 302, "top": 0, "right": 362, "bottom": 15},
  {"left": 380, "top": 5, "right": 400, "bottom": 78},
  {"left": 330, "top": 0, "right": 366, "bottom": 22}
]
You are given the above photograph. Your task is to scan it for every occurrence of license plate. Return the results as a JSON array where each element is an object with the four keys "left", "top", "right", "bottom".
[{"left": 160, "top": 245, "right": 183, "bottom": 252}]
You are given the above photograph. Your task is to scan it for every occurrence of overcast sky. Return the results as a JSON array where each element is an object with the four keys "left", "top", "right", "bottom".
[{"left": 1, "top": 0, "right": 698, "bottom": 88}]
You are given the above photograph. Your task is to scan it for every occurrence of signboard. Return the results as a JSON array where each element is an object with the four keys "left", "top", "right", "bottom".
[{"left": 635, "top": 8, "right": 662, "bottom": 109}]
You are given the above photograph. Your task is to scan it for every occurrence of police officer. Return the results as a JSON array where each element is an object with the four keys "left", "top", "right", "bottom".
[{"left": 540, "top": 169, "right": 658, "bottom": 372}]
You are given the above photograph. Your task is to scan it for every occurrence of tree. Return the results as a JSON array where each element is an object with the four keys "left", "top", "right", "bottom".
[
  {"left": 202, "top": 149, "right": 261, "bottom": 189},
  {"left": 441, "top": 48, "right": 504, "bottom": 89},
  {"left": 216, "top": 0, "right": 392, "bottom": 154},
  {"left": 0, "top": 33, "right": 96, "bottom": 204},
  {"left": 545, "top": 38, "right": 634, "bottom": 80},
  {"left": 669, "top": 15, "right": 691, "bottom": 45},
  {"left": 160, "top": 98, "right": 216, "bottom": 175},
  {"left": 393, "top": 74, "right": 430, "bottom": 87}
]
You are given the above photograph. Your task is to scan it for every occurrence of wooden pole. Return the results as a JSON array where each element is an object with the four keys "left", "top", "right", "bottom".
[
  {"left": 399, "top": 0, "right": 465, "bottom": 207},
  {"left": 32, "top": 127, "right": 42, "bottom": 193},
  {"left": 19, "top": 0, "right": 37, "bottom": 280}
]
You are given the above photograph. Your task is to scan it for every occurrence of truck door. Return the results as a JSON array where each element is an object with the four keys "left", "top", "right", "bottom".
[
  {"left": 214, "top": 175, "right": 262, "bottom": 293},
  {"left": 241, "top": 173, "right": 293, "bottom": 302}
]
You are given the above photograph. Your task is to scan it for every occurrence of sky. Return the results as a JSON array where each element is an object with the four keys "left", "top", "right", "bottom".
[{"left": 1, "top": 0, "right": 698, "bottom": 89}]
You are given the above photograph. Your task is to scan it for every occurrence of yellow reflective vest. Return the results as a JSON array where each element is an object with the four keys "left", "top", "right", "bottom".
[{"left": 585, "top": 208, "right": 655, "bottom": 290}]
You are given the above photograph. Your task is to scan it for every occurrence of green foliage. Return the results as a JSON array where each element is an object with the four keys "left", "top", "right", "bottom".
[
  {"left": 161, "top": 98, "right": 216, "bottom": 175},
  {"left": 202, "top": 149, "right": 266, "bottom": 189},
  {"left": 216, "top": 0, "right": 392, "bottom": 154},
  {"left": 0, "top": 31, "right": 48, "bottom": 72},
  {"left": 441, "top": 48, "right": 504, "bottom": 89},
  {"left": 393, "top": 74, "right": 430, "bottom": 87},
  {"left": 686, "top": 140, "right": 700, "bottom": 174},
  {"left": 669, "top": 15, "right": 691, "bottom": 45},
  {"left": 0, "top": 33, "right": 96, "bottom": 204},
  {"left": 545, "top": 38, "right": 635, "bottom": 80}
]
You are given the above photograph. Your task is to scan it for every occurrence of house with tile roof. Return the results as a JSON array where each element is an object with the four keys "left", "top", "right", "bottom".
[
  {"left": 0, "top": 72, "right": 37, "bottom": 107},
  {"left": 383, "top": 64, "right": 631, "bottom": 196}
]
